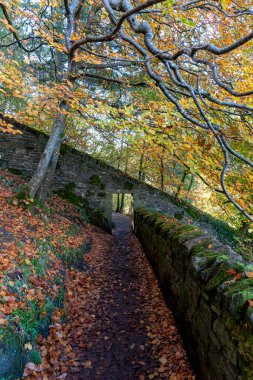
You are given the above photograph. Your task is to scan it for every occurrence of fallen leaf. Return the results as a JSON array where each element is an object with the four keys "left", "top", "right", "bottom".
[
  {"left": 170, "top": 374, "right": 184, "bottom": 380},
  {"left": 248, "top": 300, "right": 253, "bottom": 307},
  {"left": 227, "top": 268, "right": 237, "bottom": 276},
  {"left": 24, "top": 342, "right": 32, "bottom": 350},
  {"left": 159, "top": 355, "right": 167, "bottom": 365},
  {"left": 0, "top": 318, "right": 8, "bottom": 326},
  {"left": 175, "top": 351, "right": 183, "bottom": 360},
  {"left": 25, "top": 362, "right": 36, "bottom": 371},
  {"left": 83, "top": 360, "right": 92, "bottom": 369},
  {"left": 57, "top": 374, "right": 67, "bottom": 379},
  {"left": 235, "top": 272, "right": 242, "bottom": 280}
]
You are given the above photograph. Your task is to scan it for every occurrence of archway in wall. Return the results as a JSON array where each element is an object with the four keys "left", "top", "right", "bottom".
[{"left": 112, "top": 193, "right": 134, "bottom": 231}]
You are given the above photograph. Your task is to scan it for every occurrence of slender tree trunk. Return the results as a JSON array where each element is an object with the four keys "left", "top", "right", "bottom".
[
  {"left": 187, "top": 173, "right": 194, "bottom": 192},
  {"left": 160, "top": 156, "right": 165, "bottom": 191},
  {"left": 116, "top": 193, "right": 120, "bottom": 212},
  {"left": 120, "top": 193, "right": 125, "bottom": 213},
  {"left": 138, "top": 141, "right": 147, "bottom": 181},
  {"left": 138, "top": 153, "right": 144, "bottom": 181},
  {"left": 176, "top": 169, "right": 189, "bottom": 199},
  {"left": 28, "top": 101, "right": 69, "bottom": 199},
  {"left": 31, "top": 45, "right": 67, "bottom": 200},
  {"left": 28, "top": 0, "right": 81, "bottom": 200},
  {"left": 36, "top": 139, "right": 62, "bottom": 200},
  {"left": 124, "top": 148, "right": 129, "bottom": 174}
]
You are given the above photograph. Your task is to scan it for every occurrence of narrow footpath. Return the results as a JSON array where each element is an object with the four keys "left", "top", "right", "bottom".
[{"left": 66, "top": 213, "right": 194, "bottom": 380}]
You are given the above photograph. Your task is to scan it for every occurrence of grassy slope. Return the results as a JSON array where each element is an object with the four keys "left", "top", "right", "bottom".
[{"left": 0, "top": 169, "right": 91, "bottom": 379}]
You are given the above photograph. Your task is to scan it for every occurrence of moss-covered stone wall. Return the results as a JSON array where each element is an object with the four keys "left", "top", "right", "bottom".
[
  {"left": 134, "top": 208, "right": 253, "bottom": 380},
  {"left": 0, "top": 125, "right": 241, "bottom": 240},
  {"left": 0, "top": 126, "right": 182, "bottom": 231}
]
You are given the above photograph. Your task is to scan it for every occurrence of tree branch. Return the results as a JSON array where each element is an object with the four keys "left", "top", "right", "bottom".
[
  {"left": 0, "top": 3, "right": 44, "bottom": 52},
  {"left": 74, "top": 72, "right": 148, "bottom": 86},
  {"left": 69, "top": 0, "right": 165, "bottom": 55}
]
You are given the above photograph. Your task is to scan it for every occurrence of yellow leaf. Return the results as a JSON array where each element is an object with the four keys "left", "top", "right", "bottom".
[{"left": 24, "top": 342, "right": 33, "bottom": 350}]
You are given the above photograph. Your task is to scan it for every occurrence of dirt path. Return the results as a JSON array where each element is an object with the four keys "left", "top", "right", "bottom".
[{"left": 67, "top": 213, "right": 194, "bottom": 380}]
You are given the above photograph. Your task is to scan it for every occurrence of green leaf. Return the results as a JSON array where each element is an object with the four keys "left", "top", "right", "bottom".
[
  {"left": 182, "top": 17, "right": 196, "bottom": 27},
  {"left": 163, "top": 0, "right": 174, "bottom": 13}
]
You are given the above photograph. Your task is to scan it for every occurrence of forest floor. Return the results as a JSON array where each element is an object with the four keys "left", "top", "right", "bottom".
[{"left": 0, "top": 169, "right": 194, "bottom": 380}]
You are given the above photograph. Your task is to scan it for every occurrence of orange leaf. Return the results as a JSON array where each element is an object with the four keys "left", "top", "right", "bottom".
[
  {"left": 235, "top": 272, "right": 242, "bottom": 280},
  {"left": 0, "top": 318, "right": 8, "bottom": 326}
]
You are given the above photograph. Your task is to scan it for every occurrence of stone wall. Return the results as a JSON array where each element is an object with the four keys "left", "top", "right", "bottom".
[
  {"left": 134, "top": 208, "right": 253, "bottom": 380},
  {"left": 0, "top": 125, "right": 182, "bottom": 231}
]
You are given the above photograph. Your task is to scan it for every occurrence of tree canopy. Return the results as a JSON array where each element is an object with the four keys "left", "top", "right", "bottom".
[{"left": 0, "top": 0, "right": 252, "bottom": 224}]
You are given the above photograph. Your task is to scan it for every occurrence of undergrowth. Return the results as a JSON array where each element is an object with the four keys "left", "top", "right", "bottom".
[{"left": 0, "top": 169, "right": 91, "bottom": 379}]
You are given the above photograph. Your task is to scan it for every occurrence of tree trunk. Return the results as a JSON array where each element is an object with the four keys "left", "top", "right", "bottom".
[
  {"left": 176, "top": 169, "right": 189, "bottom": 199},
  {"left": 160, "top": 156, "right": 165, "bottom": 191},
  {"left": 138, "top": 152, "right": 144, "bottom": 181},
  {"left": 28, "top": 101, "right": 69, "bottom": 199},
  {"left": 116, "top": 193, "right": 120, "bottom": 212},
  {"left": 36, "top": 140, "right": 61, "bottom": 200},
  {"left": 120, "top": 193, "right": 125, "bottom": 213},
  {"left": 187, "top": 173, "right": 194, "bottom": 192}
]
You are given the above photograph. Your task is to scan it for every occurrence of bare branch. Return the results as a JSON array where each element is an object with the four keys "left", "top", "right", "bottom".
[
  {"left": 69, "top": 0, "right": 165, "bottom": 55},
  {"left": 74, "top": 72, "right": 148, "bottom": 86}
]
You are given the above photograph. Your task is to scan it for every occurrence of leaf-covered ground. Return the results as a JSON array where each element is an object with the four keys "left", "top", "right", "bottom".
[{"left": 0, "top": 170, "right": 194, "bottom": 380}]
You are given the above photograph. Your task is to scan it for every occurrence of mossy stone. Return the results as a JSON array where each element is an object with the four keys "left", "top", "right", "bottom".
[
  {"left": 191, "top": 239, "right": 214, "bottom": 254},
  {"left": 161, "top": 222, "right": 179, "bottom": 232},
  {"left": 56, "top": 183, "right": 89, "bottom": 210},
  {"left": 228, "top": 291, "right": 253, "bottom": 318},
  {"left": 89, "top": 175, "right": 102, "bottom": 186},
  {"left": 195, "top": 254, "right": 218, "bottom": 270},
  {"left": 174, "top": 211, "right": 184, "bottom": 220},
  {"left": 172, "top": 224, "right": 201, "bottom": 237},
  {"left": 230, "top": 324, "right": 253, "bottom": 378},
  {"left": 86, "top": 189, "right": 94, "bottom": 197},
  {"left": 206, "top": 262, "right": 230, "bottom": 291},
  {"left": 224, "top": 279, "right": 253, "bottom": 296}
]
